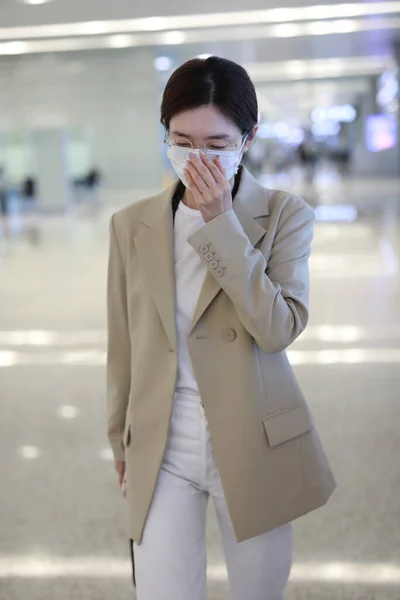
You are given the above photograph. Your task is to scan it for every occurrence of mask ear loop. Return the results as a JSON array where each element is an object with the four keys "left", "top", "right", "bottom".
[
  {"left": 240, "top": 131, "right": 252, "bottom": 153},
  {"left": 237, "top": 132, "right": 250, "bottom": 160}
]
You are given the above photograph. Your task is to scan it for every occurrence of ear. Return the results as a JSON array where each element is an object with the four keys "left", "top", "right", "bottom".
[{"left": 243, "top": 126, "right": 258, "bottom": 152}]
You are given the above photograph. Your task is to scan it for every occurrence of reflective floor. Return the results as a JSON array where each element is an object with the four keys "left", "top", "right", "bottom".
[{"left": 1, "top": 178, "right": 400, "bottom": 600}]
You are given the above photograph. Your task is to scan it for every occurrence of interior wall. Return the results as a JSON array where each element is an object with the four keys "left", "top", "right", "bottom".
[{"left": 0, "top": 48, "right": 163, "bottom": 191}]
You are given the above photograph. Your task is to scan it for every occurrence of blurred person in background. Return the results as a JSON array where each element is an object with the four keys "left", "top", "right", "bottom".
[
  {"left": 330, "top": 140, "right": 352, "bottom": 178},
  {"left": 20, "top": 176, "right": 41, "bottom": 247},
  {"left": 107, "top": 56, "right": 336, "bottom": 600},
  {"left": 86, "top": 167, "right": 101, "bottom": 189},
  {"left": 84, "top": 167, "right": 102, "bottom": 211},
  {"left": 21, "top": 176, "right": 36, "bottom": 206},
  {"left": 297, "top": 138, "right": 318, "bottom": 184},
  {"left": 0, "top": 165, "right": 9, "bottom": 219}
]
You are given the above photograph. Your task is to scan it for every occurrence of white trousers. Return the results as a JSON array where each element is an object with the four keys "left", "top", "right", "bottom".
[{"left": 134, "top": 392, "right": 293, "bottom": 600}]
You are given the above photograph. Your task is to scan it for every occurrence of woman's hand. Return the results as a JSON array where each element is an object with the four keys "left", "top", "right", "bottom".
[{"left": 184, "top": 151, "right": 233, "bottom": 223}]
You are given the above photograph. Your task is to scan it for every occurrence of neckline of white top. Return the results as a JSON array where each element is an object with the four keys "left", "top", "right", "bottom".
[{"left": 178, "top": 200, "right": 203, "bottom": 218}]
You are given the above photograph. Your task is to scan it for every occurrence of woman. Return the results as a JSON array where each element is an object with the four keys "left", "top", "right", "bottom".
[{"left": 107, "top": 56, "right": 336, "bottom": 600}]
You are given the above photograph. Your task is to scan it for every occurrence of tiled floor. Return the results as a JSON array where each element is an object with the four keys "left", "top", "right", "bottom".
[{"left": 1, "top": 179, "right": 400, "bottom": 599}]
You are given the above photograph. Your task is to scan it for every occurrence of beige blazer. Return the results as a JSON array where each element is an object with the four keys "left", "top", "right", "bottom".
[{"left": 107, "top": 167, "right": 336, "bottom": 545}]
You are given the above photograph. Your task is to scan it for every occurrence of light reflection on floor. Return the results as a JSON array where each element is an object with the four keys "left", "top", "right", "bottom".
[
  {"left": 1, "top": 556, "right": 400, "bottom": 584},
  {"left": 2, "top": 346, "right": 400, "bottom": 367},
  {"left": 2, "top": 324, "right": 400, "bottom": 346}
]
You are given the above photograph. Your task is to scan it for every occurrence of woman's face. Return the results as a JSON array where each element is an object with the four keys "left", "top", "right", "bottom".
[{"left": 169, "top": 105, "right": 254, "bottom": 152}]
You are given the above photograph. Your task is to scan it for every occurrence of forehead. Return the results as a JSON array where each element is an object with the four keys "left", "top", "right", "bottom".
[{"left": 169, "top": 105, "right": 240, "bottom": 138}]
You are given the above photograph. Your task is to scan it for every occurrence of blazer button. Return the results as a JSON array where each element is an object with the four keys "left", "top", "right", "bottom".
[
  {"left": 221, "top": 328, "right": 236, "bottom": 342},
  {"left": 199, "top": 245, "right": 209, "bottom": 255},
  {"left": 209, "top": 259, "right": 218, "bottom": 269},
  {"left": 205, "top": 252, "right": 214, "bottom": 261},
  {"left": 215, "top": 267, "right": 224, "bottom": 277}
]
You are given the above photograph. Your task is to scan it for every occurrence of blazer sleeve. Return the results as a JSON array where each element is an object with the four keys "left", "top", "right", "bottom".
[
  {"left": 188, "top": 197, "right": 314, "bottom": 354},
  {"left": 107, "top": 214, "right": 131, "bottom": 462}
]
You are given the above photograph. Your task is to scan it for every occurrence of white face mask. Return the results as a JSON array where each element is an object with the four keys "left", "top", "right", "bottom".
[{"left": 167, "top": 142, "right": 246, "bottom": 188}]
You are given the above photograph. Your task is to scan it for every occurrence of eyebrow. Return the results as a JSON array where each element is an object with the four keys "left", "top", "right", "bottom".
[{"left": 170, "top": 130, "right": 232, "bottom": 140}]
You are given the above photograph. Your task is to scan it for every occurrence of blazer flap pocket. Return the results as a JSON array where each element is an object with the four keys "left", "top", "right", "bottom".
[
  {"left": 263, "top": 403, "right": 313, "bottom": 448},
  {"left": 123, "top": 422, "right": 131, "bottom": 448}
]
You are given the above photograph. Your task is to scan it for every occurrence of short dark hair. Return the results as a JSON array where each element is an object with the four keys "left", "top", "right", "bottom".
[{"left": 161, "top": 56, "right": 258, "bottom": 135}]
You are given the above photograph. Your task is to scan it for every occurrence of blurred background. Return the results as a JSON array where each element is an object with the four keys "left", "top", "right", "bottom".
[{"left": 0, "top": 1, "right": 399, "bottom": 599}]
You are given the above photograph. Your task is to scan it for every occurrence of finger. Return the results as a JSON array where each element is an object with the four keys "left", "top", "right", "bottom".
[
  {"left": 214, "top": 155, "right": 227, "bottom": 178},
  {"left": 200, "top": 151, "right": 226, "bottom": 183},
  {"left": 188, "top": 153, "right": 216, "bottom": 188},
  {"left": 186, "top": 164, "right": 212, "bottom": 199},
  {"left": 184, "top": 169, "right": 202, "bottom": 198}
]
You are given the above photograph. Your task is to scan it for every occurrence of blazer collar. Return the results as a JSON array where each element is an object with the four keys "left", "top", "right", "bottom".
[
  {"left": 133, "top": 167, "right": 269, "bottom": 350},
  {"left": 231, "top": 167, "right": 269, "bottom": 247}
]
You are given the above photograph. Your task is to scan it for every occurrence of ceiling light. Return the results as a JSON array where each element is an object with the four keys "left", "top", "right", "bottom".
[
  {"left": 78, "top": 21, "right": 110, "bottom": 35},
  {"left": 4, "top": 3, "right": 400, "bottom": 40},
  {"left": 247, "top": 56, "right": 393, "bottom": 82},
  {"left": 331, "top": 19, "right": 359, "bottom": 34},
  {"left": 285, "top": 61, "right": 307, "bottom": 76},
  {"left": 312, "top": 105, "right": 357, "bottom": 124},
  {"left": 271, "top": 24, "right": 302, "bottom": 37},
  {"left": 153, "top": 56, "right": 173, "bottom": 71},
  {"left": 107, "top": 34, "right": 135, "bottom": 48},
  {"left": 306, "top": 20, "right": 336, "bottom": 35},
  {"left": 0, "top": 23, "right": 397, "bottom": 61},
  {"left": 138, "top": 16, "right": 169, "bottom": 31},
  {"left": 197, "top": 53, "right": 213, "bottom": 59},
  {"left": 305, "top": 5, "right": 346, "bottom": 19},
  {"left": 162, "top": 30, "right": 187, "bottom": 45},
  {"left": 20, "top": 0, "right": 53, "bottom": 4},
  {"left": 0, "top": 41, "right": 28, "bottom": 55},
  {"left": 2, "top": 4, "right": 400, "bottom": 49}
]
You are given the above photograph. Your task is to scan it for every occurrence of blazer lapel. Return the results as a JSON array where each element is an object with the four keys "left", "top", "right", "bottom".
[
  {"left": 133, "top": 184, "right": 177, "bottom": 351},
  {"left": 191, "top": 271, "right": 221, "bottom": 330},
  {"left": 191, "top": 167, "right": 269, "bottom": 331}
]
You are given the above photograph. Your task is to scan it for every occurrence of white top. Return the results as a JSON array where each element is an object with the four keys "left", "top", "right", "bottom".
[{"left": 174, "top": 200, "right": 208, "bottom": 395}]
